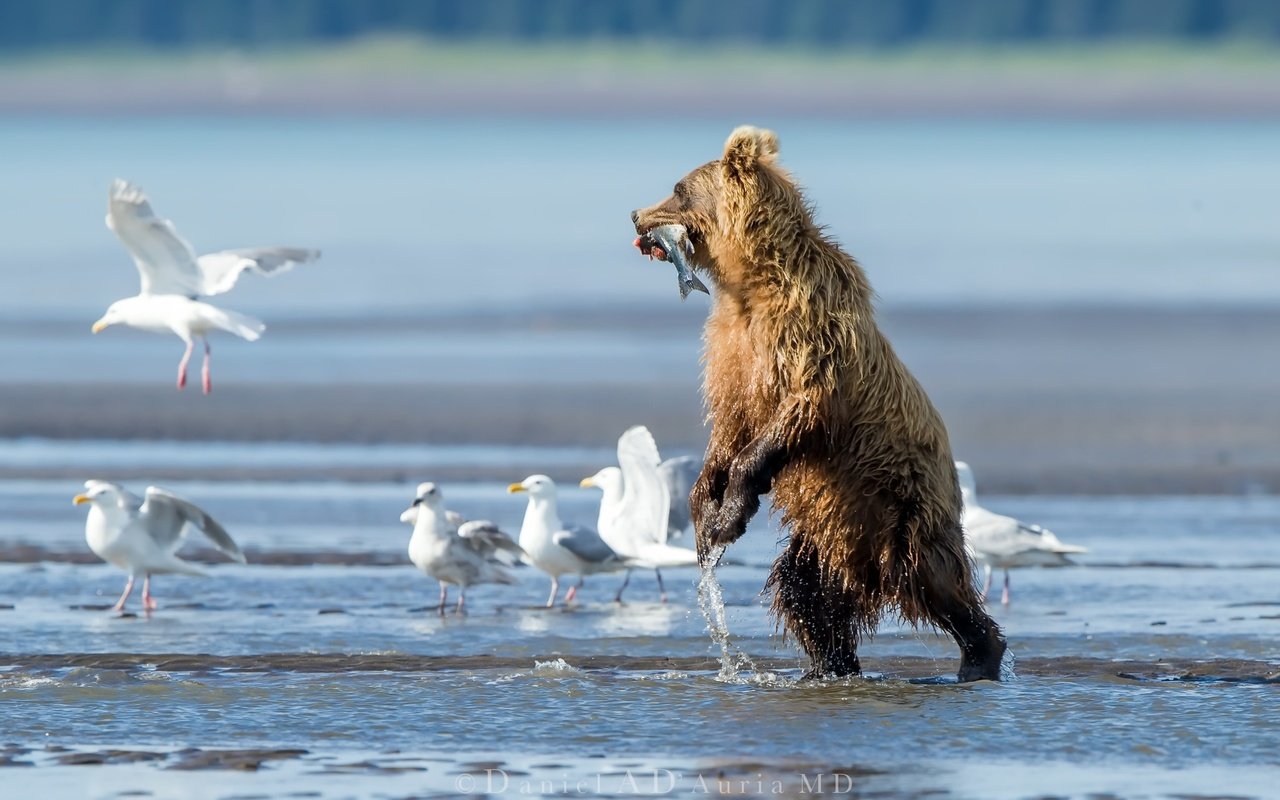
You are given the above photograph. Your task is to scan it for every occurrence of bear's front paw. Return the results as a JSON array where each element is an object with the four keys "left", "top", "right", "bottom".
[
  {"left": 692, "top": 495, "right": 719, "bottom": 532},
  {"left": 693, "top": 502, "right": 721, "bottom": 565},
  {"left": 697, "top": 504, "right": 747, "bottom": 562}
]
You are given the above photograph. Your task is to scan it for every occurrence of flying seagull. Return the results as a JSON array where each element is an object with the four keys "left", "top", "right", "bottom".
[
  {"left": 91, "top": 179, "right": 319, "bottom": 393},
  {"left": 73, "top": 480, "right": 247, "bottom": 612}
]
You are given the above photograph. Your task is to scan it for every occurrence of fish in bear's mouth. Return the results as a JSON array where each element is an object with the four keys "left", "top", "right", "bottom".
[
  {"left": 632, "top": 224, "right": 709, "bottom": 300},
  {"left": 632, "top": 230, "right": 664, "bottom": 260}
]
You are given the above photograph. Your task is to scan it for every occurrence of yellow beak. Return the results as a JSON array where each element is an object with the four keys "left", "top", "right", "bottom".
[
  {"left": 507, "top": 483, "right": 526, "bottom": 494},
  {"left": 91, "top": 320, "right": 108, "bottom": 334},
  {"left": 578, "top": 477, "right": 595, "bottom": 488},
  {"left": 73, "top": 494, "right": 91, "bottom": 505}
]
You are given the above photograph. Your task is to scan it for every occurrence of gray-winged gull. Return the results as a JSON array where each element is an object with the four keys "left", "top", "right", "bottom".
[
  {"left": 958, "top": 461, "right": 1087, "bottom": 605},
  {"left": 507, "top": 475, "right": 627, "bottom": 607},
  {"left": 91, "top": 179, "right": 319, "bottom": 393},
  {"left": 580, "top": 426, "right": 698, "bottom": 602},
  {"left": 73, "top": 480, "right": 247, "bottom": 612},
  {"left": 399, "top": 482, "right": 524, "bottom": 614}
]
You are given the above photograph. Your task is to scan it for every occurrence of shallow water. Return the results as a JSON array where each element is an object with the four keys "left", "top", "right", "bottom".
[
  {"left": 3, "top": 117, "right": 1280, "bottom": 319},
  {"left": 1, "top": 473, "right": 1277, "bottom": 798}
]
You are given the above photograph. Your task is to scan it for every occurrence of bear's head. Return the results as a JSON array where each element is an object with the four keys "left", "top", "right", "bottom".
[{"left": 631, "top": 125, "right": 791, "bottom": 291}]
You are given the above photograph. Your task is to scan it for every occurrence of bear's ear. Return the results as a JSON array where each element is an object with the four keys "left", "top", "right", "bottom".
[{"left": 722, "top": 125, "right": 780, "bottom": 178}]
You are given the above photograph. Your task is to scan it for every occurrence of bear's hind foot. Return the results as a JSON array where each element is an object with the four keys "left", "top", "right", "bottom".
[
  {"left": 799, "top": 652, "right": 862, "bottom": 682},
  {"left": 956, "top": 627, "right": 1008, "bottom": 683}
]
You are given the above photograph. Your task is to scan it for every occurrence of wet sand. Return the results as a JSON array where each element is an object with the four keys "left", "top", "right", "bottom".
[
  {"left": 5, "top": 745, "right": 1275, "bottom": 800},
  {"left": 2, "top": 651, "right": 1276, "bottom": 683},
  {"left": 6, "top": 306, "right": 1280, "bottom": 494}
]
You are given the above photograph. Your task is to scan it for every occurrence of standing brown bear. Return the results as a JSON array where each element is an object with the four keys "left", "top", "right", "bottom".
[{"left": 632, "top": 126, "right": 1006, "bottom": 682}]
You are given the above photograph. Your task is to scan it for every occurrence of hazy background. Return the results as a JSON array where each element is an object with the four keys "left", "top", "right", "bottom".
[{"left": 2, "top": 0, "right": 1279, "bottom": 492}]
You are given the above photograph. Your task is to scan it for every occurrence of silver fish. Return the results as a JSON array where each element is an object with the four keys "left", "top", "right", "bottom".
[{"left": 646, "top": 224, "right": 709, "bottom": 300}]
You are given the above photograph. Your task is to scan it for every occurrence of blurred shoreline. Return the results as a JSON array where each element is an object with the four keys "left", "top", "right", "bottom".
[
  {"left": 3, "top": 41, "right": 1280, "bottom": 118},
  {"left": 4, "top": 304, "right": 1279, "bottom": 495}
]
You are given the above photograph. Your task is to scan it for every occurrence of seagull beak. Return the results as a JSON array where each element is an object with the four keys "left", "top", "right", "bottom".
[
  {"left": 578, "top": 477, "right": 595, "bottom": 488},
  {"left": 91, "top": 319, "right": 109, "bottom": 334},
  {"left": 507, "top": 483, "right": 526, "bottom": 494},
  {"left": 72, "top": 494, "right": 91, "bottom": 505}
]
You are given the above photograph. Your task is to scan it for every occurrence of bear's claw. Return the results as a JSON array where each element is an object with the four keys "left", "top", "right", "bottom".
[{"left": 696, "top": 512, "right": 746, "bottom": 563}]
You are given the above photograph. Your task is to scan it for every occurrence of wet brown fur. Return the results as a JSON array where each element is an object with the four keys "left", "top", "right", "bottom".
[{"left": 632, "top": 126, "right": 1006, "bottom": 681}]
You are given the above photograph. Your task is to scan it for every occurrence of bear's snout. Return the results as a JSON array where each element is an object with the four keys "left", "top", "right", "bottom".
[{"left": 631, "top": 209, "right": 656, "bottom": 235}]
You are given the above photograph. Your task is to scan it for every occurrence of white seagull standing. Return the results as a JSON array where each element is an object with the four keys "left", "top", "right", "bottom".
[
  {"left": 580, "top": 426, "right": 698, "bottom": 602},
  {"left": 398, "top": 482, "right": 524, "bottom": 614},
  {"left": 73, "top": 480, "right": 247, "bottom": 612},
  {"left": 957, "top": 461, "right": 1087, "bottom": 605},
  {"left": 92, "top": 179, "right": 320, "bottom": 393},
  {"left": 508, "top": 475, "right": 627, "bottom": 607}
]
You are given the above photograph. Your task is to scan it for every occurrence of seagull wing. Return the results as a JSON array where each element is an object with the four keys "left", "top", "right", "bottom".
[
  {"left": 658, "top": 455, "right": 701, "bottom": 540},
  {"left": 964, "top": 506, "right": 1031, "bottom": 557},
  {"left": 458, "top": 519, "right": 526, "bottom": 566},
  {"left": 106, "top": 179, "right": 203, "bottom": 297},
  {"left": 553, "top": 524, "right": 621, "bottom": 567},
  {"left": 964, "top": 505, "right": 1083, "bottom": 566},
  {"left": 616, "top": 425, "right": 672, "bottom": 546},
  {"left": 1018, "top": 522, "right": 1088, "bottom": 555},
  {"left": 196, "top": 247, "right": 320, "bottom": 296},
  {"left": 142, "top": 487, "right": 247, "bottom": 564}
]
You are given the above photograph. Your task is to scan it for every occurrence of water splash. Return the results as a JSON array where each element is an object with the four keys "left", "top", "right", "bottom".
[
  {"left": 999, "top": 647, "right": 1018, "bottom": 682},
  {"left": 490, "top": 658, "right": 582, "bottom": 684},
  {"left": 531, "top": 658, "right": 580, "bottom": 675},
  {"left": 696, "top": 545, "right": 758, "bottom": 681}
]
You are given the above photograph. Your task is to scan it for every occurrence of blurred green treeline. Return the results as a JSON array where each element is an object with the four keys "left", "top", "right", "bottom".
[{"left": 1, "top": 0, "right": 1278, "bottom": 51}]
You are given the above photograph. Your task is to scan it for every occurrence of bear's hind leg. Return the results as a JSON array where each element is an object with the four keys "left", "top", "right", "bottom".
[
  {"left": 768, "top": 533, "right": 862, "bottom": 679},
  {"left": 936, "top": 594, "right": 1007, "bottom": 682},
  {"left": 915, "top": 540, "right": 1007, "bottom": 682}
]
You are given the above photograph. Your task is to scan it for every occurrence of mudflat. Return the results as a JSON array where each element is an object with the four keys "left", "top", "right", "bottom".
[{"left": 5, "top": 305, "right": 1278, "bottom": 493}]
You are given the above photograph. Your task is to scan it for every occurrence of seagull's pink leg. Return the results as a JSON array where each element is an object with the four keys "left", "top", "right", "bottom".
[
  {"left": 1001, "top": 570, "right": 1011, "bottom": 606},
  {"left": 564, "top": 576, "right": 584, "bottom": 604},
  {"left": 437, "top": 583, "right": 448, "bottom": 616},
  {"left": 981, "top": 565, "right": 993, "bottom": 599},
  {"left": 455, "top": 587, "right": 467, "bottom": 615},
  {"left": 111, "top": 576, "right": 136, "bottom": 612},
  {"left": 201, "top": 339, "right": 212, "bottom": 395},
  {"left": 177, "top": 341, "right": 193, "bottom": 390},
  {"left": 142, "top": 574, "right": 158, "bottom": 611},
  {"left": 545, "top": 577, "right": 559, "bottom": 608}
]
